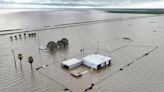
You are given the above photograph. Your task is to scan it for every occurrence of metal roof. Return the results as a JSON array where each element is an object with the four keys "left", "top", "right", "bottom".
[
  {"left": 62, "top": 58, "right": 82, "bottom": 66},
  {"left": 82, "top": 54, "right": 112, "bottom": 65}
]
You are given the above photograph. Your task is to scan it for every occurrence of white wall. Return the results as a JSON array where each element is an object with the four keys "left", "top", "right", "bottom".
[{"left": 82, "top": 60, "right": 97, "bottom": 69}]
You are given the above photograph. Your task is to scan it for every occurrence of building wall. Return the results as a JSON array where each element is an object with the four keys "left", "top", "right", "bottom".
[
  {"left": 101, "top": 62, "right": 106, "bottom": 67},
  {"left": 83, "top": 60, "right": 112, "bottom": 69},
  {"left": 62, "top": 61, "right": 82, "bottom": 69},
  {"left": 82, "top": 60, "right": 97, "bottom": 69},
  {"left": 69, "top": 62, "right": 82, "bottom": 69}
]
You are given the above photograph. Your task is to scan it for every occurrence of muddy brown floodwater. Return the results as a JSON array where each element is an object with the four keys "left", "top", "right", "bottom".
[{"left": 0, "top": 10, "right": 164, "bottom": 92}]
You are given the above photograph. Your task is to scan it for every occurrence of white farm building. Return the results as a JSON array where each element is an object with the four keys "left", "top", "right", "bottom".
[
  {"left": 61, "top": 58, "right": 82, "bottom": 69},
  {"left": 82, "top": 54, "right": 112, "bottom": 70},
  {"left": 61, "top": 54, "right": 112, "bottom": 70}
]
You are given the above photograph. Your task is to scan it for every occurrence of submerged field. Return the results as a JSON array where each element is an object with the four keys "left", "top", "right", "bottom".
[{"left": 0, "top": 10, "right": 164, "bottom": 92}]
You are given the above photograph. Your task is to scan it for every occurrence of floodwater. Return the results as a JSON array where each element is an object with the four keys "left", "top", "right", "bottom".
[{"left": 0, "top": 9, "right": 164, "bottom": 92}]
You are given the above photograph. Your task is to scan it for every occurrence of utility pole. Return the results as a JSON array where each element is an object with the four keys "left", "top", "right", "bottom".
[
  {"left": 12, "top": 49, "right": 17, "bottom": 69},
  {"left": 97, "top": 41, "right": 99, "bottom": 53},
  {"left": 81, "top": 48, "right": 84, "bottom": 58},
  {"left": 91, "top": 64, "right": 93, "bottom": 72},
  {"left": 83, "top": 48, "right": 84, "bottom": 58},
  {"left": 37, "top": 29, "right": 42, "bottom": 62},
  {"left": 62, "top": 54, "right": 65, "bottom": 60}
]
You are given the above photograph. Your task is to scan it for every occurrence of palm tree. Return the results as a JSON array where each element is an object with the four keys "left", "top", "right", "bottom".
[
  {"left": 28, "top": 56, "right": 34, "bottom": 70},
  {"left": 18, "top": 54, "right": 23, "bottom": 70},
  {"left": 15, "top": 35, "right": 17, "bottom": 40},
  {"left": 28, "top": 33, "right": 31, "bottom": 37},
  {"left": 24, "top": 33, "right": 26, "bottom": 38},
  {"left": 19, "top": 34, "right": 21, "bottom": 39},
  {"left": 47, "top": 41, "right": 57, "bottom": 51},
  {"left": 10, "top": 36, "right": 13, "bottom": 41}
]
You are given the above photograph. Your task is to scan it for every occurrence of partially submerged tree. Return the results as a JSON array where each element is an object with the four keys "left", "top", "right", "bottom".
[
  {"left": 61, "top": 38, "right": 69, "bottom": 48},
  {"left": 47, "top": 38, "right": 69, "bottom": 52},
  {"left": 18, "top": 53, "right": 23, "bottom": 70},
  {"left": 24, "top": 33, "right": 26, "bottom": 38},
  {"left": 47, "top": 41, "right": 57, "bottom": 51},
  {"left": 15, "top": 35, "right": 17, "bottom": 40},
  {"left": 19, "top": 34, "right": 21, "bottom": 39},
  {"left": 10, "top": 36, "right": 13, "bottom": 41},
  {"left": 28, "top": 56, "right": 34, "bottom": 70},
  {"left": 57, "top": 40, "right": 63, "bottom": 48}
]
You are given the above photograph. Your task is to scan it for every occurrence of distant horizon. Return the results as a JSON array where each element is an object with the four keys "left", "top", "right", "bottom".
[{"left": 0, "top": 0, "right": 164, "bottom": 9}]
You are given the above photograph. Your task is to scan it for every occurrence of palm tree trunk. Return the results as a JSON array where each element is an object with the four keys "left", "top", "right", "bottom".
[
  {"left": 30, "top": 64, "right": 33, "bottom": 70},
  {"left": 20, "top": 60, "right": 22, "bottom": 71}
]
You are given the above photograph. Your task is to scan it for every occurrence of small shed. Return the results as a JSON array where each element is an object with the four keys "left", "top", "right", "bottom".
[
  {"left": 70, "top": 70, "right": 82, "bottom": 77},
  {"left": 61, "top": 58, "right": 82, "bottom": 69},
  {"left": 82, "top": 54, "right": 112, "bottom": 70}
]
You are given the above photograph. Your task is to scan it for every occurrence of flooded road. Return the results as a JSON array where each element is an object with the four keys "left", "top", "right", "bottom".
[{"left": 0, "top": 10, "right": 164, "bottom": 92}]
